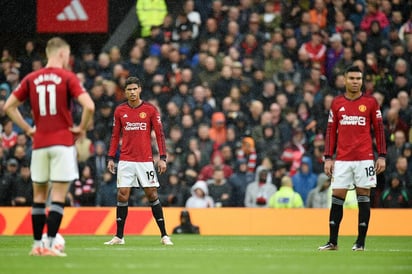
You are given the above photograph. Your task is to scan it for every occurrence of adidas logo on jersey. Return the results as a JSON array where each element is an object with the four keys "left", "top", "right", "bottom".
[
  {"left": 339, "top": 107, "right": 345, "bottom": 112},
  {"left": 56, "top": 0, "right": 88, "bottom": 21}
]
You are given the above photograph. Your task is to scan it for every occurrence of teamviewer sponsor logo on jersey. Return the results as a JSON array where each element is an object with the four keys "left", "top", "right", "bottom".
[
  {"left": 340, "top": 115, "right": 366, "bottom": 126},
  {"left": 124, "top": 122, "right": 147, "bottom": 131}
]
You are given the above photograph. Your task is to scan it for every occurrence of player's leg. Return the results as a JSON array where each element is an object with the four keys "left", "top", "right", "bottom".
[
  {"left": 115, "top": 187, "right": 131, "bottom": 240},
  {"left": 137, "top": 162, "right": 173, "bottom": 245},
  {"left": 29, "top": 148, "right": 50, "bottom": 255},
  {"left": 46, "top": 182, "right": 70, "bottom": 247},
  {"left": 105, "top": 161, "right": 135, "bottom": 245},
  {"left": 29, "top": 182, "right": 49, "bottom": 255},
  {"left": 352, "top": 160, "right": 376, "bottom": 251},
  {"left": 353, "top": 188, "right": 370, "bottom": 250},
  {"left": 144, "top": 187, "right": 173, "bottom": 245},
  {"left": 319, "top": 161, "right": 350, "bottom": 250},
  {"left": 329, "top": 189, "right": 347, "bottom": 245},
  {"left": 43, "top": 146, "right": 78, "bottom": 256}
]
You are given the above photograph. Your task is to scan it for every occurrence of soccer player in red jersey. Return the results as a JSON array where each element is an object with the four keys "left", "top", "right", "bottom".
[
  {"left": 318, "top": 65, "right": 386, "bottom": 251},
  {"left": 3, "top": 37, "right": 95, "bottom": 256},
  {"left": 104, "top": 76, "right": 173, "bottom": 246}
]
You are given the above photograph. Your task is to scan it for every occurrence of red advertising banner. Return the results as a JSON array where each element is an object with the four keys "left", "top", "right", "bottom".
[{"left": 37, "top": 0, "right": 108, "bottom": 33}]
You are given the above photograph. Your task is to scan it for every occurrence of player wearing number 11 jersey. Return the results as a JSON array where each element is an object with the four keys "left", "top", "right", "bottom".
[
  {"left": 318, "top": 65, "right": 386, "bottom": 252},
  {"left": 4, "top": 37, "right": 95, "bottom": 256}
]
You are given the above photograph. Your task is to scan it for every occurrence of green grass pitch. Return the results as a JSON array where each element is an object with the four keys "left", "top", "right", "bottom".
[{"left": 0, "top": 235, "right": 411, "bottom": 274}]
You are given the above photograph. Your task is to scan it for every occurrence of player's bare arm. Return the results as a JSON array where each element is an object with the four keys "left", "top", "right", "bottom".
[{"left": 3, "top": 94, "right": 35, "bottom": 136}]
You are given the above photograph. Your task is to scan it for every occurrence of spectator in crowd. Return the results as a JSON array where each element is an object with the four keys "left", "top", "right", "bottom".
[
  {"left": 380, "top": 173, "right": 410, "bottom": 208},
  {"left": 11, "top": 161, "right": 32, "bottom": 206},
  {"left": 386, "top": 130, "right": 407, "bottom": 174},
  {"left": 136, "top": 0, "right": 168, "bottom": 37},
  {"left": 208, "top": 111, "right": 227, "bottom": 148},
  {"left": 228, "top": 158, "right": 254, "bottom": 207},
  {"left": 0, "top": 158, "right": 19, "bottom": 206},
  {"left": 1, "top": 119, "right": 18, "bottom": 151},
  {"left": 158, "top": 169, "right": 190, "bottom": 207},
  {"left": 95, "top": 171, "right": 117, "bottom": 207},
  {"left": 75, "top": 130, "right": 94, "bottom": 164},
  {"left": 298, "top": 31, "right": 327, "bottom": 73},
  {"left": 402, "top": 142, "right": 412, "bottom": 175},
  {"left": 308, "top": 133, "right": 325, "bottom": 175},
  {"left": 172, "top": 209, "right": 200, "bottom": 234},
  {"left": 360, "top": 2, "right": 390, "bottom": 36},
  {"left": 185, "top": 180, "right": 214, "bottom": 208},
  {"left": 198, "top": 150, "right": 233, "bottom": 181},
  {"left": 244, "top": 168, "right": 277, "bottom": 208},
  {"left": 268, "top": 175, "right": 304, "bottom": 208},
  {"left": 271, "top": 160, "right": 288, "bottom": 190},
  {"left": 68, "top": 164, "right": 96, "bottom": 207},
  {"left": 207, "top": 166, "right": 232, "bottom": 207},
  {"left": 292, "top": 156, "right": 318, "bottom": 207},
  {"left": 306, "top": 173, "right": 331, "bottom": 208},
  {"left": 180, "top": 151, "right": 201, "bottom": 187}
]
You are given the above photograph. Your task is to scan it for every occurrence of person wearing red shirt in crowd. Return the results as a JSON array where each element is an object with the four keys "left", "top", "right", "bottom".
[
  {"left": 3, "top": 37, "right": 95, "bottom": 256},
  {"left": 319, "top": 65, "right": 386, "bottom": 252},
  {"left": 1, "top": 119, "right": 18, "bottom": 150},
  {"left": 104, "top": 76, "right": 173, "bottom": 246},
  {"left": 360, "top": 2, "right": 390, "bottom": 35},
  {"left": 298, "top": 31, "right": 327, "bottom": 74}
]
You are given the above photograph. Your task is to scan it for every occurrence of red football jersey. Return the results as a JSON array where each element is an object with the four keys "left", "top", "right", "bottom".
[
  {"left": 12, "top": 67, "right": 86, "bottom": 149},
  {"left": 108, "top": 101, "right": 167, "bottom": 162},
  {"left": 324, "top": 94, "right": 386, "bottom": 161}
]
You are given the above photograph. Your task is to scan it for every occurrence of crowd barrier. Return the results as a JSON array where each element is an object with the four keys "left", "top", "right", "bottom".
[{"left": 0, "top": 207, "right": 411, "bottom": 236}]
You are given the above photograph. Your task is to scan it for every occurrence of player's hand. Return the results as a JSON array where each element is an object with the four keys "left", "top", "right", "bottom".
[
  {"left": 157, "top": 159, "right": 167, "bottom": 174},
  {"left": 25, "top": 127, "right": 36, "bottom": 138},
  {"left": 375, "top": 157, "right": 386, "bottom": 174},
  {"left": 324, "top": 159, "right": 334, "bottom": 177},
  {"left": 107, "top": 159, "right": 116, "bottom": 174},
  {"left": 69, "top": 126, "right": 84, "bottom": 139}
]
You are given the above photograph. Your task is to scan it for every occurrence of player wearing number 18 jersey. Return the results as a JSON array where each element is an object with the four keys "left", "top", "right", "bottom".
[
  {"left": 3, "top": 37, "right": 95, "bottom": 256},
  {"left": 318, "top": 65, "right": 386, "bottom": 252}
]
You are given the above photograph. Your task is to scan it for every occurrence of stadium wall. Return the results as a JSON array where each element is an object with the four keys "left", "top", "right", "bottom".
[{"left": 0, "top": 207, "right": 410, "bottom": 236}]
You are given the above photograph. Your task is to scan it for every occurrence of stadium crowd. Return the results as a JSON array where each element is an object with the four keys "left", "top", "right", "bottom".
[{"left": 0, "top": 0, "right": 411, "bottom": 209}]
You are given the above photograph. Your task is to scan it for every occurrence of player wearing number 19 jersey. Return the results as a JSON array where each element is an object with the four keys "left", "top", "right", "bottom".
[
  {"left": 319, "top": 65, "right": 386, "bottom": 252},
  {"left": 4, "top": 37, "right": 95, "bottom": 256},
  {"left": 105, "top": 76, "right": 173, "bottom": 246}
]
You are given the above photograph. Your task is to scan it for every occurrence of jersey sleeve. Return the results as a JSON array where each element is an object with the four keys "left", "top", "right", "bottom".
[
  {"left": 371, "top": 98, "right": 387, "bottom": 157},
  {"left": 151, "top": 107, "right": 167, "bottom": 158},
  {"left": 12, "top": 78, "right": 29, "bottom": 102},
  {"left": 324, "top": 101, "right": 338, "bottom": 159},
  {"left": 107, "top": 108, "right": 121, "bottom": 159}
]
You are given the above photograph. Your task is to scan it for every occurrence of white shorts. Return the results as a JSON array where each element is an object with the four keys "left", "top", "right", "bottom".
[
  {"left": 331, "top": 160, "right": 377, "bottom": 189},
  {"left": 31, "top": 145, "right": 79, "bottom": 183},
  {"left": 116, "top": 161, "right": 159, "bottom": 188}
]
